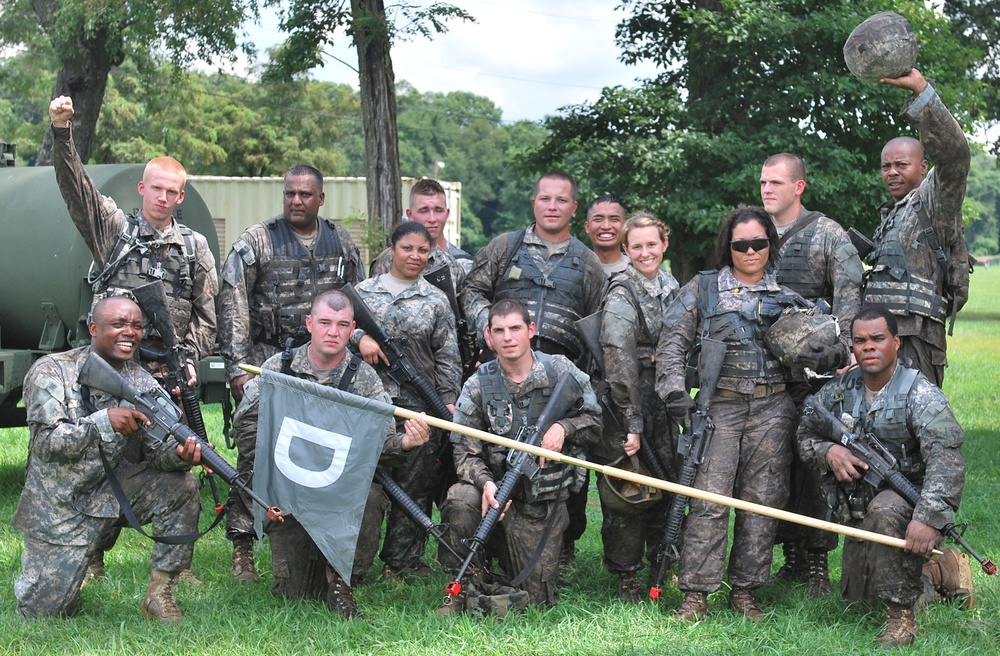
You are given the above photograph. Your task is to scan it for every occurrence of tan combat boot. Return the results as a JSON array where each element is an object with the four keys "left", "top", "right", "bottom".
[
  {"left": 806, "top": 550, "right": 832, "bottom": 598},
  {"left": 922, "top": 546, "right": 974, "bottom": 610},
  {"left": 671, "top": 591, "right": 709, "bottom": 622},
  {"left": 729, "top": 587, "right": 765, "bottom": 622},
  {"left": 231, "top": 537, "right": 259, "bottom": 584},
  {"left": 326, "top": 570, "right": 361, "bottom": 620},
  {"left": 81, "top": 550, "right": 106, "bottom": 589},
  {"left": 142, "top": 570, "right": 184, "bottom": 623},
  {"left": 615, "top": 571, "right": 642, "bottom": 603},
  {"left": 876, "top": 603, "right": 918, "bottom": 648}
]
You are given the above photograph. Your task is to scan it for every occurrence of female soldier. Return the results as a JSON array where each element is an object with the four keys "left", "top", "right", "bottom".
[
  {"left": 354, "top": 222, "right": 461, "bottom": 580},
  {"left": 598, "top": 212, "right": 680, "bottom": 602},
  {"left": 655, "top": 207, "right": 799, "bottom": 622}
]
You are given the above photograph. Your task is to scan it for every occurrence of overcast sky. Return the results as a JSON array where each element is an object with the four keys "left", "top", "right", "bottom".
[{"left": 240, "top": 0, "right": 661, "bottom": 123}]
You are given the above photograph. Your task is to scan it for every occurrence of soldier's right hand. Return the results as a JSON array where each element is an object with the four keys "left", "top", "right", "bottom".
[
  {"left": 359, "top": 335, "right": 389, "bottom": 367},
  {"left": 826, "top": 444, "right": 869, "bottom": 483},
  {"left": 481, "top": 481, "right": 511, "bottom": 520},
  {"left": 230, "top": 373, "right": 253, "bottom": 403},
  {"left": 664, "top": 391, "right": 695, "bottom": 418},
  {"left": 108, "top": 407, "right": 150, "bottom": 435},
  {"left": 49, "top": 96, "right": 74, "bottom": 128}
]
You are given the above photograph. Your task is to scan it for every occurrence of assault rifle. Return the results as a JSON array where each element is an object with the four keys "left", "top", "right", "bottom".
[
  {"left": 649, "top": 337, "right": 728, "bottom": 600},
  {"left": 446, "top": 372, "right": 583, "bottom": 598},
  {"left": 78, "top": 352, "right": 283, "bottom": 522},
  {"left": 341, "top": 283, "right": 453, "bottom": 422},
  {"left": 803, "top": 396, "right": 997, "bottom": 576},
  {"left": 423, "top": 264, "right": 480, "bottom": 380}
]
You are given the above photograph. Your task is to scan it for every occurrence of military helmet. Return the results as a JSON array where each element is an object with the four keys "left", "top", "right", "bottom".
[
  {"left": 764, "top": 306, "right": 840, "bottom": 368},
  {"left": 844, "top": 11, "right": 918, "bottom": 83},
  {"left": 597, "top": 456, "right": 663, "bottom": 516}
]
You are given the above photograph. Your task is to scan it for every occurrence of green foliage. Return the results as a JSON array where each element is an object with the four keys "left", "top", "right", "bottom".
[
  {"left": 0, "top": 49, "right": 53, "bottom": 165},
  {"left": 965, "top": 149, "right": 1000, "bottom": 256}
]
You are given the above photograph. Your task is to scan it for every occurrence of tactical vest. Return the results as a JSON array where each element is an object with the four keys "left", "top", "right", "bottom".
[
  {"left": 250, "top": 217, "right": 355, "bottom": 347},
  {"left": 697, "top": 272, "right": 786, "bottom": 381},
  {"left": 478, "top": 353, "right": 582, "bottom": 503},
  {"left": 89, "top": 214, "right": 197, "bottom": 345},
  {"left": 777, "top": 212, "right": 828, "bottom": 301},
  {"left": 494, "top": 231, "right": 590, "bottom": 360},
  {"left": 836, "top": 366, "right": 923, "bottom": 479},
  {"left": 864, "top": 195, "right": 948, "bottom": 325}
]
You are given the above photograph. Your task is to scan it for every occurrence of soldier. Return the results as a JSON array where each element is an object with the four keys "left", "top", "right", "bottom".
[
  {"left": 439, "top": 300, "right": 601, "bottom": 608},
  {"left": 13, "top": 297, "right": 205, "bottom": 622},
  {"left": 656, "top": 207, "right": 803, "bottom": 622},
  {"left": 583, "top": 195, "right": 630, "bottom": 275},
  {"left": 760, "top": 152, "right": 864, "bottom": 595},
  {"left": 459, "top": 171, "right": 605, "bottom": 570},
  {"left": 49, "top": 95, "right": 218, "bottom": 582},
  {"left": 863, "top": 68, "right": 972, "bottom": 388},
  {"left": 234, "top": 289, "right": 430, "bottom": 619},
  {"left": 797, "top": 305, "right": 972, "bottom": 648},
  {"left": 219, "top": 164, "right": 364, "bottom": 583}
]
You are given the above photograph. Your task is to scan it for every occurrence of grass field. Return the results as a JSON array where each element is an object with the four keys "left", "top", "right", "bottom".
[{"left": 1, "top": 270, "right": 998, "bottom": 655}]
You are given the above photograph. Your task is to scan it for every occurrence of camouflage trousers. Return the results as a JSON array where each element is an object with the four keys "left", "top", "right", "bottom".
[
  {"left": 841, "top": 489, "right": 933, "bottom": 608},
  {"left": 266, "top": 483, "right": 389, "bottom": 595},
  {"left": 599, "top": 487, "right": 669, "bottom": 573},
  {"left": 677, "top": 392, "right": 794, "bottom": 593},
  {"left": 440, "top": 481, "right": 568, "bottom": 607},
  {"left": 379, "top": 426, "right": 441, "bottom": 570},
  {"left": 225, "top": 396, "right": 260, "bottom": 543},
  {"left": 899, "top": 335, "right": 946, "bottom": 389},
  {"left": 15, "top": 467, "right": 199, "bottom": 618}
]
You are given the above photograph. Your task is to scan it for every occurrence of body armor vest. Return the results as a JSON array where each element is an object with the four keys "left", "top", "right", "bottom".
[
  {"left": 494, "top": 233, "right": 590, "bottom": 360},
  {"left": 865, "top": 196, "right": 948, "bottom": 324},
  {"left": 478, "top": 353, "right": 582, "bottom": 503},
  {"left": 251, "top": 218, "right": 355, "bottom": 347},
  {"left": 777, "top": 213, "right": 829, "bottom": 302}
]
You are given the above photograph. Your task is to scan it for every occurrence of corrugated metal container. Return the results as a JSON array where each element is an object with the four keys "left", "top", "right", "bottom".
[{"left": 188, "top": 176, "right": 462, "bottom": 266}]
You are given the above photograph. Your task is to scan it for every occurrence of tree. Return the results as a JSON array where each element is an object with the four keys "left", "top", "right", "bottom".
[
  {"left": 965, "top": 149, "right": 1000, "bottom": 256},
  {"left": 518, "top": 0, "right": 996, "bottom": 282}
]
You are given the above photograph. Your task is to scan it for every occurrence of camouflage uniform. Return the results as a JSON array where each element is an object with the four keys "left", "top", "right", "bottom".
[
  {"left": 218, "top": 215, "right": 364, "bottom": 382},
  {"left": 368, "top": 243, "right": 468, "bottom": 290},
  {"left": 51, "top": 124, "right": 218, "bottom": 369},
  {"left": 13, "top": 347, "right": 200, "bottom": 617},
  {"left": 775, "top": 208, "right": 864, "bottom": 553},
  {"left": 440, "top": 352, "right": 601, "bottom": 606},
  {"left": 863, "top": 82, "right": 971, "bottom": 387},
  {"left": 232, "top": 345, "right": 408, "bottom": 593},
  {"left": 447, "top": 241, "right": 474, "bottom": 274},
  {"left": 352, "top": 275, "right": 461, "bottom": 571},
  {"left": 656, "top": 267, "right": 796, "bottom": 594},
  {"left": 797, "top": 364, "right": 965, "bottom": 607},
  {"left": 598, "top": 265, "right": 680, "bottom": 573}
]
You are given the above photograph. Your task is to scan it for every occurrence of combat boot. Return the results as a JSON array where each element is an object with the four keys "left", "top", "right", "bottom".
[
  {"left": 326, "top": 570, "right": 361, "bottom": 620},
  {"left": 142, "top": 570, "right": 184, "bottom": 623},
  {"left": 806, "top": 550, "right": 832, "bottom": 598},
  {"left": 231, "top": 537, "right": 259, "bottom": 584},
  {"left": 774, "top": 542, "right": 807, "bottom": 583},
  {"left": 81, "top": 550, "right": 106, "bottom": 589},
  {"left": 615, "top": 571, "right": 642, "bottom": 603},
  {"left": 876, "top": 603, "right": 918, "bottom": 648},
  {"left": 922, "top": 546, "right": 974, "bottom": 610},
  {"left": 729, "top": 587, "right": 765, "bottom": 622},
  {"left": 671, "top": 591, "right": 709, "bottom": 622}
]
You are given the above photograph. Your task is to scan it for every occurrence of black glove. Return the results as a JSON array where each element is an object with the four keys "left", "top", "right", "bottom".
[
  {"left": 796, "top": 343, "right": 848, "bottom": 374},
  {"left": 663, "top": 391, "right": 696, "bottom": 418}
]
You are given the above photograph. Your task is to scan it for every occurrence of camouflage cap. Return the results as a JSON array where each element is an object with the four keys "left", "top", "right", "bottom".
[
  {"left": 764, "top": 308, "right": 841, "bottom": 367},
  {"left": 597, "top": 455, "right": 663, "bottom": 516}
]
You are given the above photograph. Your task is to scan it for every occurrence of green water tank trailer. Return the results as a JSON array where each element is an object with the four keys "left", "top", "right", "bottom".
[{"left": 0, "top": 164, "right": 224, "bottom": 427}]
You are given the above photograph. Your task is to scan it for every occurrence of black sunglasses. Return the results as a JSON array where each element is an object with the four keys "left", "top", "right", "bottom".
[{"left": 730, "top": 238, "right": 770, "bottom": 253}]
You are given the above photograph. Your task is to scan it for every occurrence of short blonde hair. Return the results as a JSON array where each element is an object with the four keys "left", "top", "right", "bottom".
[
  {"left": 143, "top": 156, "right": 187, "bottom": 188},
  {"left": 621, "top": 211, "right": 670, "bottom": 247}
]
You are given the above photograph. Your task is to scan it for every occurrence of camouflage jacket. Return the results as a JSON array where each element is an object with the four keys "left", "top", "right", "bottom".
[
  {"left": 865, "top": 82, "right": 971, "bottom": 351},
  {"left": 601, "top": 265, "right": 679, "bottom": 434},
  {"left": 351, "top": 274, "right": 462, "bottom": 409},
  {"left": 451, "top": 352, "right": 601, "bottom": 491},
  {"left": 235, "top": 345, "right": 407, "bottom": 462},
  {"left": 51, "top": 125, "right": 218, "bottom": 364},
  {"left": 797, "top": 363, "right": 965, "bottom": 529},
  {"left": 218, "top": 216, "right": 364, "bottom": 380},
  {"left": 13, "top": 347, "right": 190, "bottom": 546},
  {"left": 368, "top": 243, "right": 468, "bottom": 291},
  {"left": 459, "top": 224, "right": 606, "bottom": 345}
]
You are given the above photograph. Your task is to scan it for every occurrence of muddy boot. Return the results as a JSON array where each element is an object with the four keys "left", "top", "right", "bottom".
[
  {"left": 922, "top": 546, "right": 974, "bottom": 610},
  {"left": 806, "top": 550, "right": 832, "bottom": 598},
  {"left": 615, "top": 571, "right": 642, "bottom": 603},
  {"left": 325, "top": 570, "right": 361, "bottom": 620},
  {"left": 876, "top": 603, "right": 918, "bottom": 648},
  {"left": 81, "top": 550, "right": 106, "bottom": 589},
  {"left": 729, "top": 587, "right": 765, "bottom": 622},
  {"left": 774, "top": 542, "right": 807, "bottom": 583},
  {"left": 671, "top": 591, "right": 709, "bottom": 622},
  {"left": 142, "top": 570, "right": 184, "bottom": 623},
  {"left": 231, "top": 537, "right": 259, "bottom": 584}
]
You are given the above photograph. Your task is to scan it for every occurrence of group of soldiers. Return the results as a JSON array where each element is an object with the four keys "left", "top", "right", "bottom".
[{"left": 12, "top": 66, "right": 977, "bottom": 649}]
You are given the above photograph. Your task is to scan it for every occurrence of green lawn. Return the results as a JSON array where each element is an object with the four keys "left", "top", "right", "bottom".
[{"left": 1, "top": 270, "right": 998, "bottom": 655}]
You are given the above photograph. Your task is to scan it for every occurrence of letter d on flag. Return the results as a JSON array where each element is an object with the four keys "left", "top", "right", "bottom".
[{"left": 255, "top": 369, "right": 393, "bottom": 585}]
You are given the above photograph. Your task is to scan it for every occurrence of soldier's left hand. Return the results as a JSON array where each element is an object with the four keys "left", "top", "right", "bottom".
[
  {"left": 623, "top": 432, "right": 641, "bottom": 457},
  {"left": 538, "top": 422, "right": 566, "bottom": 468},
  {"left": 402, "top": 416, "right": 431, "bottom": 450},
  {"left": 175, "top": 436, "right": 203, "bottom": 467},
  {"left": 903, "top": 519, "right": 937, "bottom": 556}
]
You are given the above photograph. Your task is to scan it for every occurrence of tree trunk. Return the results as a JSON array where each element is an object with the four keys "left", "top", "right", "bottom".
[{"left": 352, "top": 0, "right": 402, "bottom": 248}]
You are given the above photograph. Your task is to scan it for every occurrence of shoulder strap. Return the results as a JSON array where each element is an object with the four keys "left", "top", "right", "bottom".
[
  {"left": 498, "top": 229, "right": 527, "bottom": 283},
  {"left": 606, "top": 278, "right": 650, "bottom": 342},
  {"left": 778, "top": 210, "right": 823, "bottom": 249},
  {"left": 337, "top": 355, "right": 363, "bottom": 392}
]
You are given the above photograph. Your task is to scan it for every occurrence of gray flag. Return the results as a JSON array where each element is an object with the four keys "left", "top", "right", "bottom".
[{"left": 255, "top": 368, "right": 393, "bottom": 585}]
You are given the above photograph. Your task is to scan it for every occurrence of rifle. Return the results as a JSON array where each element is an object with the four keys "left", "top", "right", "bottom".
[
  {"left": 848, "top": 227, "right": 875, "bottom": 261},
  {"left": 78, "top": 352, "right": 283, "bottom": 523},
  {"left": 649, "top": 337, "right": 728, "bottom": 600},
  {"left": 341, "top": 283, "right": 453, "bottom": 422},
  {"left": 573, "top": 310, "right": 605, "bottom": 375},
  {"left": 445, "top": 372, "right": 583, "bottom": 598},
  {"left": 423, "top": 264, "right": 481, "bottom": 381},
  {"left": 803, "top": 395, "right": 997, "bottom": 576}
]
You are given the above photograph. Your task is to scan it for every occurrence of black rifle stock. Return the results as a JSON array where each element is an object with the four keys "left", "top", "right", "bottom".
[
  {"left": 341, "top": 283, "right": 453, "bottom": 422},
  {"left": 445, "top": 372, "right": 583, "bottom": 597},
  {"left": 650, "top": 337, "right": 728, "bottom": 600},
  {"left": 78, "top": 352, "right": 283, "bottom": 522},
  {"left": 423, "top": 264, "right": 481, "bottom": 381},
  {"left": 803, "top": 396, "right": 996, "bottom": 576}
]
